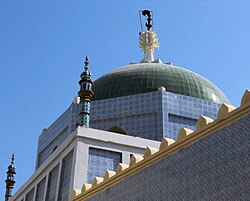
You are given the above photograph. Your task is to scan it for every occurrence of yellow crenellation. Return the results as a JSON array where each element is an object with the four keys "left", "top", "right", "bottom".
[
  {"left": 104, "top": 170, "right": 116, "bottom": 181},
  {"left": 177, "top": 128, "right": 194, "bottom": 141},
  {"left": 92, "top": 177, "right": 104, "bottom": 187},
  {"left": 129, "top": 155, "right": 144, "bottom": 167},
  {"left": 217, "top": 103, "right": 236, "bottom": 120},
  {"left": 196, "top": 115, "right": 214, "bottom": 131},
  {"left": 144, "top": 146, "right": 159, "bottom": 159},
  {"left": 159, "top": 138, "right": 175, "bottom": 151},
  {"left": 241, "top": 90, "right": 250, "bottom": 107},
  {"left": 116, "top": 163, "right": 129, "bottom": 174},
  {"left": 81, "top": 184, "right": 92, "bottom": 193}
]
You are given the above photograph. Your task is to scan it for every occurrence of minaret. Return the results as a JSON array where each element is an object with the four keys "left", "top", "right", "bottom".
[
  {"left": 139, "top": 10, "right": 159, "bottom": 62},
  {"left": 78, "top": 56, "right": 94, "bottom": 127},
  {"left": 5, "top": 154, "right": 16, "bottom": 201}
]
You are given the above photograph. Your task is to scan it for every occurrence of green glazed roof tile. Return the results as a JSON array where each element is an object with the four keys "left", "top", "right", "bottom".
[{"left": 93, "top": 63, "right": 230, "bottom": 104}]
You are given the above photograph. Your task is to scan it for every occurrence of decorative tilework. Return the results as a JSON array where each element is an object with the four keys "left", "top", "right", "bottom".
[
  {"left": 36, "top": 102, "right": 79, "bottom": 169},
  {"left": 35, "top": 177, "right": 46, "bottom": 201},
  {"left": 37, "top": 90, "right": 221, "bottom": 168},
  {"left": 37, "top": 127, "right": 69, "bottom": 168},
  {"left": 86, "top": 114, "right": 250, "bottom": 201},
  {"left": 58, "top": 150, "right": 74, "bottom": 201},
  {"left": 38, "top": 107, "right": 71, "bottom": 152},
  {"left": 168, "top": 114, "right": 197, "bottom": 126},
  {"left": 91, "top": 90, "right": 220, "bottom": 141},
  {"left": 162, "top": 91, "right": 220, "bottom": 139},
  {"left": 90, "top": 92, "right": 163, "bottom": 141},
  {"left": 45, "top": 164, "right": 59, "bottom": 201},
  {"left": 36, "top": 105, "right": 72, "bottom": 169},
  {"left": 87, "top": 148, "right": 122, "bottom": 184},
  {"left": 25, "top": 188, "right": 34, "bottom": 201}
]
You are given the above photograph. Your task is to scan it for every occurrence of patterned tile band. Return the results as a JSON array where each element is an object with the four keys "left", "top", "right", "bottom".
[
  {"left": 37, "top": 90, "right": 221, "bottom": 168},
  {"left": 87, "top": 148, "right": 122, "bottom": 184}
]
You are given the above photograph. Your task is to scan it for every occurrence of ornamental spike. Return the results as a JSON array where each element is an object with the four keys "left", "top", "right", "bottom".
[
  {"left": 11, "top": 153, "right": 14, "bottom": 165},
  {"left": 78, "top": 56, "right": 94, "bottom": 127},
  {"left": 5, "top": 153, "right": 16, "bottom": 201},
  {"left": 84, "top": 56, "right": 89, "bottom": 71}
]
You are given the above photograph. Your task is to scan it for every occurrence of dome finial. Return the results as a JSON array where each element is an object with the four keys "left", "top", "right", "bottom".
[
  {"left": 139, "top": 10, "right": 159, "bottom": 62},
  {"left": 142, "top": 10, "right": 152, "bottom": 31}
]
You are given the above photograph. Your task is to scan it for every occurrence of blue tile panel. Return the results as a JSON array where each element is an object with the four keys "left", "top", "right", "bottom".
[
  {"left": 25, "top": 188, "right": 34, "bottom": 201},
  {"left": 86, "top": 114, "right": 250, "bottom": 201},
  {"left": 35, "top": 177, "right": 46, "bottom": 201},
  {"left": 168, "top": 114, "right": 197, "bottom": 126},
  {"left": 87, "top": 148, "right": 122, "bottom": 184},
  {"left": 90, "top": 90, "right": 221, "bottom": 141},
  {"left": 37, "top": 127, "right": 69, "bottom": 168},
  {"left": 37, "top": 90, "right": 221, "bottom": 168},
  {"left": 58, "top": 150, "right": 74, "bottom": 201},
  {"left": 36, "top": 102, "right": 79, "bottom": 168},
  {"left": 90, "top": 91, "right": 163, "bottom": 141},
  {"left": 45, "top": 164, "right": 59, "bottom": 201},
  {"left": 162, "top": 92, "right": 220, "bottom": 139}
]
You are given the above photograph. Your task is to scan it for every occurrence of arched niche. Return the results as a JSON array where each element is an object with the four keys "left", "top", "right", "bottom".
[{"left": 107, "top": 126, "right": 127, "bottom": 135}]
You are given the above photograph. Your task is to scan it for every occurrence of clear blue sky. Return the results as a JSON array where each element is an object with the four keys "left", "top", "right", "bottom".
[{"left": 0, "top": 0, "right": 250, "bottom": 197}]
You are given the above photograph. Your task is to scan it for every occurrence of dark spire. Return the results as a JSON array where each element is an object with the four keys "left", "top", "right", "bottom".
[
  {"left": 80, "top": 56, "right": 91, "bottom": 79},
  {"left": 5, "top": 153, "right": 16, "bottom": 201},
  {"left": 142, "top": 10, "right": 152, "bottom": 31},
  {"left": 84, "top": 56, "right": 89, "bottom": 71},
  {"left": 11, "top": 153, "right": 14, "bottom": 165},
  {"left": 78, "top": 56, "right": 94, "bottom": 127}
]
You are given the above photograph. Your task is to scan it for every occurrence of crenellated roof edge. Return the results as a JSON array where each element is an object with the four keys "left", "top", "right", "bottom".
[{"left": 71, "top": 90, "right": 250, "bottom": 201}]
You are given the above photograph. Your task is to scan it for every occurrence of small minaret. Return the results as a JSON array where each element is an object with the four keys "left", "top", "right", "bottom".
[
  {"left": 5, "top": 154, "right": 16, "bottom": 201},
  {"left": 78, "top": 56, "right": 94, "bottom": 127},
  {"left": 139, "top": 10, "right": 159, "bottom": 62}
]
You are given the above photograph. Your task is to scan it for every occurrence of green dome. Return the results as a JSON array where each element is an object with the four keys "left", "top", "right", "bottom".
[{"left": 93, "top": 63, "right": 230, "bottom": 104}]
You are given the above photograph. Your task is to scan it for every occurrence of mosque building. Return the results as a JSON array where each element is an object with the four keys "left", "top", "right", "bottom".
[{"left": 8, "top": 10, "right": 249, "bottom": 201}]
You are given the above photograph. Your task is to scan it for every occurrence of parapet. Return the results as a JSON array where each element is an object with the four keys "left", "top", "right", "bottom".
[{"left": 71, "top": 90, "right": 250, "bottom": 201}]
